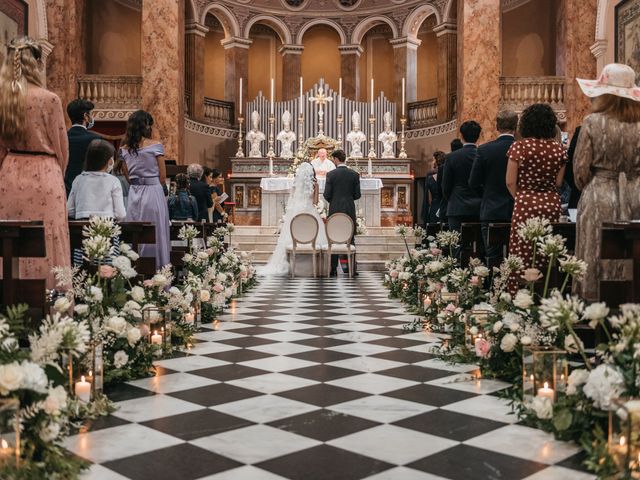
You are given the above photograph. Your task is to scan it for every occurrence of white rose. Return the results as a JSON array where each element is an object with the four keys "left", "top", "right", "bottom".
[
  {"left": 200, "top": 290, "right": 211, "bottom": 302},
  {"left": 566, "top": 369, "right": 589, "bottom": 396},
  {"left": 469, "top": 326, "right": 479, "bottom": 336},
  {"left": 74, "top": 304, "right": 89, "bottom": 316},
  {"left": 113, "top": 350, "right": 129, "bottom": 368},
  {"left": 169, "top": 287, "right": 181, "bottom": 296},
  {"left": 127, "top": 327, "right": 142, "bottom": 346},
  {"left": 107, "top": 316, "right": 128, "bottom": 335},
  {"left": 126, "top": 250, "right": 140, "bottom": 261},
  {"left": 39, "top": 422, "right": 61, "bottom": 442},
  {"left": 583, "top": 302, "right": 610, "bottom": 329},
  {"left": 513, "top": 290, "right": 533, "bottom": 309},
  {"left": 224, "top": 287, "right": 233, "bottom": 298},
  {"left": 120, "top": 243, "right": 131, "bottom": 253},
  {"left": 492, "top": 321, "right": 503, "bottom": 333},
  {"left": 120, "top": 266, "right": 138, "bottom": 279},
  {"left": 473, "top": 266, "right": 490, "bottom": 278},
  {"left": 520, "top": 335, "right": 532, "bottom": 346},
  {"left": 427, "top": 261, "right": 443, "bottom": 273},
  {"left": 89, "top": 286, "right": 103, "bottom": 303},
  {"left": 0, "top": 362, "right": 24, "bottom": 394},
  {"left": 183, "top": 254, "right": 193, "bottom": 263},
  {"left": 217, "top": 273, "right": 226, "bottom": 282},
  {"left": 531, "top": 396, "right": 553, "bottom": 419},
  {"left": 131, "top": 286, "right": 145, "bottom": 303},
  {"left": 20, "top": 362, "right": 48, "bottom": 393},
  {"left": 152, "top": 274, "right": 169, "bottom": 287},
  {"left": 583, "top": 364, "right": 626, "bottom": 410},
  {"left": 53, "top": 297, "right": 72, "bottom": 313},
  {"left": 500, "top": 333, "right": 518, "bottom": 352},
  {"left": 112, "top": 255, "right": 132, "bottom": 272},
  {"left": 124, "top": 300, "right": 141, "bottom": 312},
  {"left": 43, "top": 386, "right": 67, "bottom": 415},
  {"left": 197, "top": 251, "right": 209, "bottom": 260},
  {"left": 500, "top": 293, "right": 512, "bottom": 304}
]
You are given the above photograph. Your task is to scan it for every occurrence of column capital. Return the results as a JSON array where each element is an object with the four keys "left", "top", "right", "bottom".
[
  {"left": 590, "top": 39, "right": 607, "bottom": 59},
  {"left": 338, "top": 44, "right": 364, "bottom": 56},
  {"left": 39, "top": 39, "right": 54, "bottom": 57},
  {"left": 221, "top": 37, "right": 253, "bottom": 50},
  {"left": 389, "top": 37, "right": 421, "bottom": 50},
  {"left": 185, "top": 22, "right": 209, "bottom": 37},
  {"left": 279, "top": 44, "right": 304, "bottom": 55},
  {"left": 433, "top": 22, "right": 457, "bottom": 37}
]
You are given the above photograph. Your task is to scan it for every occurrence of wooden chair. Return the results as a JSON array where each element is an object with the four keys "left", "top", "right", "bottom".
[
  {"left": 325, "top": 214, "right": 356, "bottom": 278},
  {"left": 0, "top": 221, "right": 47, "bottom": 323},
  {"left": 600, "top": 222, "right": 636, "bottom": 305},
  {"left": 287, "top": 213, "right": 321, "bottom": 278}
]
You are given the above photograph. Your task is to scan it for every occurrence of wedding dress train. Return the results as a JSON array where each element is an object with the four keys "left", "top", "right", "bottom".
[{"left": 260, "top": 162, "right": 328, "bottom": 276}]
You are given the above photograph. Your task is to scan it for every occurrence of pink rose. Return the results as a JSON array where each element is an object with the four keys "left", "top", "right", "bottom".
[
  {"left": 522, "top": 268, "right": 543, "bottom": 283},
  {"left": 240, "top": 270, "right": 248, "bottom": 278},
  {"left": 431, "top": 247, "right": 442, "bottom": 256},
  {"left": 213, "top": 283, "right": 224, "bottom": 293},
  {"left": 470, "top": 276, "right": 480, "bottom": 286},
  {"left": 445, "top": 303, "right": 456, "bottom": 313},
  {"left": 206, "top": 248, "right": 214, "bottom": 256},
  {"left": 390, "top": 270, "right": 399, "bottom": 279},
  {"left": 475, "top": 338, "right": 490, "bottom": 358},
  {"left": 99, "top": 265, "right": 116, "bottom": 279},
  {"left": 143, "top": 280, "right": 153, "bottom": 288},
  {"left": 139, "top": 324, "right": 150, "bottom": 337}
]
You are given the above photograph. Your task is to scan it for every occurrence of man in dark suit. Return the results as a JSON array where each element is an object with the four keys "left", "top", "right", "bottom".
[
  {"left": 324, "top": 150, "right": 361, "bottom": 276},
  {"left": 64, "top": 99, "right": 102, "bottom": 196},
  {"left": 436, "top": 138, "right": 464, "bottom": 225},
  {"left": 442, "top": 121, "right": 482, "bottom": 232},
  {"left": 469, "top": 110, "right": 518, "bottom": 261}
]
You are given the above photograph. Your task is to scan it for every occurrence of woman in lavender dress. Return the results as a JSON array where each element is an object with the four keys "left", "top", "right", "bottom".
[{"left": 120, "top": 110, "right": 170, "bottom": 268}]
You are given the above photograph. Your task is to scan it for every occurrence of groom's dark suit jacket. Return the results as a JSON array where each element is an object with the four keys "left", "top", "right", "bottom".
[{"left": 323, "top": 164, "right": 361, "bottom": 226}]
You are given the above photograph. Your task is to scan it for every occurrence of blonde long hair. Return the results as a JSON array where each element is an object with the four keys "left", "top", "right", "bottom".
[{"left": 0, "top": 37, "right": 43, "bottom": 144}]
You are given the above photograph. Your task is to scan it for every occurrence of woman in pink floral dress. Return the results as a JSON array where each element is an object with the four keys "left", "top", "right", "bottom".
[{"left": 0, "top": 37, "right": 70, "bottom": 288}]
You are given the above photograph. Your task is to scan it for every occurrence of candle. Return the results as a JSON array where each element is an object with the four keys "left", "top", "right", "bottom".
[
  {"left": 299, "top": 76, "right": 303, "bottom": 111},
  {"left": 402, "top": 77, "right": 406, "bottom": 116},
  {"left": 75, "top": 375, "right": 91, "bottom": 403},
  {"left": 185, "top": 311, "right": 195, "bottom": 324},
  {"left": 151, "top": 330, "right": 162, "bottom": 345},
  {"left": 270, "top": 78, "right": 275, "bottom": 114},
  {"left": 370, "top": 78, "right": 374, "bottom": 111},
  {"left": 338, "top": 78, "right": 343, "bottom": 115},
  {"left": 239, "top": 78, "right": 243, "bottom": 116},
  {"left": 537, "top": 382, "right": 555, "bottom": 402},
  {"left": 423, "top": 296, "right": 432, "bottom": 309}
]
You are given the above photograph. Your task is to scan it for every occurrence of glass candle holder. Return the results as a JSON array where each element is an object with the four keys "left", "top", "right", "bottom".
[
  {"left": 464, "top": 321, "right": 485, "bottom": 351},
  {"left": 469, "top": 307, "right": 492, "bottom": 327},
  {"left": 522, "top": 346, "right": 568, "bottom": 405},
  {"left": 0, "top": 398, "right": 20, "bottom": 468},
  {"left": 142, "top": 306, "right": 172, "bottom": 349},
  {"left": 440, "top": 291, "right": 459, "bottom": 305},
  {"left": 609, "top": 398, "right": 640, "bottom": 478}
]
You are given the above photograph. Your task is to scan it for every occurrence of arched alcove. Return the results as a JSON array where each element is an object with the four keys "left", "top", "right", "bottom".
[
  {"left": 247, "top": 23, "right": 283, "bottom": 101},
  {"left": 416, "top": 15, "right": 438, "bottom": 101},
  {"left": 359, "top": 25, "right": 395, "bottom": 101},
  {"left": 300, "top": 25, "right": 341, "bottom": 89},
  {"left": 203, "top": 14, "right": 226, "bottom": 100}
]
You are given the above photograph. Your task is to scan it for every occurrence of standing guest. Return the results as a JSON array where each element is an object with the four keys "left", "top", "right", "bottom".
[
  {"left": 423, "top": 151, "right": 445, "bottom": 224},
  {"left": 67, "top": 139, "right": 126, "bottom": 221},
  {"left": 506, "top": 103, "right": 566, "bottom": 291},
  {"left": 564, "top": 126, "right": 582, "bottom": 209},
  {"left": 0, "top": 37, "right": 70, "bottom": 289},
  {"left": 120, "top": 110, "right": 170, "bottom": 268},
  {"left": 450, "top": 138, "right": 463, "bottom": 152},
  {"left": 64, "top": 98, "right": 101, "bottom": 196},
  {"left": 210, "top": 169, "right": 228, "bottom": 225},
  {"left": 437, "top": 139, "right": 465, "bottom": 225},
  {"left": 187, "top": 164, "right": 212, "bottom": 222},
  {"left": 442, "top": 121, "right": 482, "bottom": 232},
  {"left": 112, "top": 157, "right": 130, "bottom": 211},
  {"left": 168, "top": 173, "right": 198, "bottom": 221},
  {"left": 573, "top": 63, "right": 640, "bottom": 301},
  {"left": 469, "top": 110, "right": 518, "bottom": 262}
]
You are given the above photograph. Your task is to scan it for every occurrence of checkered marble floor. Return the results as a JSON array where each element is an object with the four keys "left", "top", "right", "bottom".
[{"left": 72, "top": 273, "right": 594, "bottom": 480}]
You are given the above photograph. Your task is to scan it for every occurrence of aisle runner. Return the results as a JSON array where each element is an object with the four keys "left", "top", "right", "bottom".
[{"left": 68, "top": 274, "right": 593, "bottom": 480}]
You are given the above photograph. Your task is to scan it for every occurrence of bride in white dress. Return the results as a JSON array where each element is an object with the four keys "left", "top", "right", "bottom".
[{"left": 261, "top": 162, "right": 328, "bottom": 276}]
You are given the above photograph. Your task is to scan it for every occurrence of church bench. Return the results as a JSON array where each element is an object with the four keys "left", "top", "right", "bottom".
[
  {"left": 599, "top": 222, "right": 638, "bottom": 305},
  {"left": 0, "top": 221, "right": 47, "bottom": 324},
  {"left": 169, "top": 221, "right": 220, "bottom": 268},
  {"left": 460, "top": 223, "right": 485, "bottom": 266}
]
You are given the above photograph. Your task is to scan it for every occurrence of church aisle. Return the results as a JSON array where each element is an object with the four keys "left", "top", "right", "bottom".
[{"left": 71, "top": 273, "right": 593, "bottom": 480}]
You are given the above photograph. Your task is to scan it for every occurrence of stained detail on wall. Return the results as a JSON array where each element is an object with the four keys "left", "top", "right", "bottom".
[{"left": 616, "top": 0, "right": 640, "bottom": 80}]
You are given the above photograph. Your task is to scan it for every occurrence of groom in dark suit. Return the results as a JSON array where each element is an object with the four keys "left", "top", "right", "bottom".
[{"left": 324, "top": 150, "right": 361, "bottom": 276}]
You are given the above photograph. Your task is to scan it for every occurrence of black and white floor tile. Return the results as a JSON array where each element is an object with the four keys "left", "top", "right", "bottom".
[{"left": 71, "top": 273, "right": 595, "bottom": 480}]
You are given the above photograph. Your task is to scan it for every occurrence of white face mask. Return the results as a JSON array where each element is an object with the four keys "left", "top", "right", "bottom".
[{"left": 107, "top": 159, "right": 114, "bottom": 173}]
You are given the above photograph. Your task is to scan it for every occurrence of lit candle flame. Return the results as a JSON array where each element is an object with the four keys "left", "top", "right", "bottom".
[
  {"left": 81, "top": 375, "right": 86, "bottom": 383},
  {"left": 621, "top": 436, "right": 627, "bottom": 447},
  {"left": 543, "top": 382, "right": 549, "bottom": 389},
  {"left": 1, "top": 439, "right": 8, "bottom": 449}
]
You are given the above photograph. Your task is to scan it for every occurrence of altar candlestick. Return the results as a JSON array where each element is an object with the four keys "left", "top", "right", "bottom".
[
  {"left": 239, "top": 78, "right": 243, "bottom": 116},
  {"left": 270, "top": 78, "right": 275, "bottom": 114},
  {"left": 299, "top": 77, "right": 303, "bottom": 111},
  {"left": 401, "top": 77, "right": 405, "bottom": 116},
  {"left": 370, "top": 78, "right": 374, "bottom": 111},
  {"left": 338, "top": 78, "right": 343, "bottom": 115}
]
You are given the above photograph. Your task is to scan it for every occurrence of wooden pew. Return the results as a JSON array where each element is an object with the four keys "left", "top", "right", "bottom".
[
  {"left": 600, "top": 222, "right": 638, "bottom": 305},
  {"left": 487, "top": 222, "right": 578, "bottom": 259},
  {"left": 460, "top": 223, "right": 485, "bottom": 266},
  {"left": 0, "top": 221, "right": 47, "bottom": 323},
  {"left": 169, "top": 221, "right": 223, "bottom": 268}
]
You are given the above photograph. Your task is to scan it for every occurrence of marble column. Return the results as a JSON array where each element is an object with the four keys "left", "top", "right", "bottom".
[
  {"left": 434, "top": 23, "right": 457, "bottom": 122},
  {"left": 45, "top": 0, "right": 86, "bottom": 114},
  {"left": 457, "top": 0, "right": 501, "bottom": 141},
  {"left": 39, "top": 40, "right": 54, "bottom": 89},
  {"left": 223, "top": 37, "right": 251, "bottom": 117},
  {"left": 142, "top": 0, "right": 185, "bottom": 162},
  {"left": 557, "top": 0, "right": 598, "bottom": 132},
  {"left": 339, "top": 45, "right": 363, "bottom": 100},
  {"left": 280, "top": 45, "right": 304, "bottom": 101},
  {"left": 390, "top": 37, "right": 420, "bottom": 105},
  {"left": 185, "top": 22, "right": 209, "bottom": 121}
]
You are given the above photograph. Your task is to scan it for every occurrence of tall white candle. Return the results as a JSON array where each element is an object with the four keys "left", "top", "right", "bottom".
[
  {"left": 75, "top": 375, "right": 91, "bottom": 403},
  {"left": 151, "top": 330, "right": 162, "bottom": 345},
  {"left": 402, "top": 77, "right": 406, "bottom": 116},
  {"left": 299, "top": 77, "right": 303, "bottom": 111},
  {"left": 239, "top": 78, "right": 243, "bottom": 116},
  {"left": 370, "top": 78, "right": 374, "bottom": 111},
  {"left": 537, "top": 382, "right": 555, "bottom": 402},
  {"left": 338, "top": 78, "right": 343, "bottom": 115},
  {"left": 270, "top": 78, "right": 275, "bottom": 114}
]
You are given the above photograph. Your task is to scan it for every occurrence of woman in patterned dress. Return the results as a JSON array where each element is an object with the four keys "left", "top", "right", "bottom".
[
  {"left": 573, "top": 64, "right": 640, "bottom": 301},
  {"left": 0, "top": 37, "right": 70, "bottom": 289},
  {"left": 506, "top": 104, "right": 567, "bottom": 292}
]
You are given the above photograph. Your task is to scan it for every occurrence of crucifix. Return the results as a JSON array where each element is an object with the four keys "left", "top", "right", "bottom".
[{"left": 309, "top": 86, "right": 333, "bottom": 137}]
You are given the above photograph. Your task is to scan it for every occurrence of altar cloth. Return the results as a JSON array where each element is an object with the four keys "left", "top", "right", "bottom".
[{"left": 260, "top": 177, "right": 383, "bottom": 192}]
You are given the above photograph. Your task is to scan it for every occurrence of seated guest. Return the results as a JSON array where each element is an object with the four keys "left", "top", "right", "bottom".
[
  {"left": 168, "top": 173, "right": 198, "bottom": 221},
  {"left": 210, "top": 169, "right": 228, "bottom": 225},
  {"left": 64, "top": 98, "right": 102, "bottom": 196},
  {"left": 469, "top": 110, "right": 518, "bottom": 262},
  {"left": 423, "top": 151, "right": 445, "bottom": 225},
  {"left": 187, "top": 163, "right": 212, "bottom": 222},
  {"left": 67, "top": 139, "right": 126, "bottom": 221},
  {"left": 442, "top": 121, "right": 482, "bottom": 232},
  {"left": 112, "top": 156, "right": 129, "bottom": 211}
]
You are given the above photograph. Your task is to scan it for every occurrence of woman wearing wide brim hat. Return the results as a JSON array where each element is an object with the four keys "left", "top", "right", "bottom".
[{"left": 573, "top": 63, "right": 640, "bottom": 302}]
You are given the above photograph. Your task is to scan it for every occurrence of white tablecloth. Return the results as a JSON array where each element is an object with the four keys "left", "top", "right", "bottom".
[{"left": 260, "top": 177, "right": 383, "bottom": 192}]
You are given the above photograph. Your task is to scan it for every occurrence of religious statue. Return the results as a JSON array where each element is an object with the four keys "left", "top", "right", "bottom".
[
  {"left": 276, "top": 110, "right": 296, "bottom": 159},
  {"left": 246, "top": 110, "right": 266, "bottom": 158},
  {"left": 378, "top": 111, "right": 397, "bottom": 158},
  {"left": 346, "top": 111, "right": 367, "bottom": 158}
]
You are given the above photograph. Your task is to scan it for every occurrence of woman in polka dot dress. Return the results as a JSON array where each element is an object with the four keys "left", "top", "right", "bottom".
[{"left": 506, "top": 104, "right": 567, "bottom": 292}]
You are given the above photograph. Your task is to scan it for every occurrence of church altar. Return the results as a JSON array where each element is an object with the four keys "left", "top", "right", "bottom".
[{"left": 259, "top": 176, "right": 383, "bottom": 227}]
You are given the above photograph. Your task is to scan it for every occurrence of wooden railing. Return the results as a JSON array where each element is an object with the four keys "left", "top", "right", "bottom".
[
  {"left": 203, "top": 97, "right": 234, "bottom": 127},
  {"left": 408, "top": 98, "right": 438, "bottom": 129},
  {"left": 499, "top": 76, "right": 565, "bottom": 112},
  {"left": 77, "top": 75, "right": 142, "bottom": 110}
]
